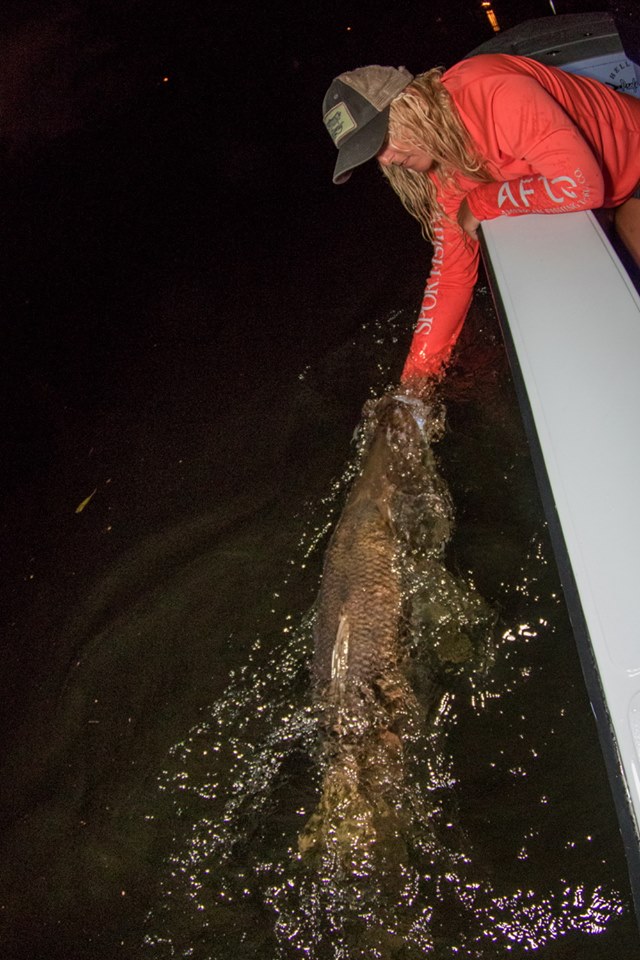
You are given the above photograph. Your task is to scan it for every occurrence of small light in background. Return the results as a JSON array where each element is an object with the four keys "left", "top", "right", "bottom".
[{"left": 480, "top": 1, "right": 500, "bottom": 32}]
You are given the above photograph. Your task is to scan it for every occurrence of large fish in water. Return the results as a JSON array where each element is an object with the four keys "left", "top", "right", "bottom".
[{"left": 299, "top": 388, "right": 472, "bottom": 875}]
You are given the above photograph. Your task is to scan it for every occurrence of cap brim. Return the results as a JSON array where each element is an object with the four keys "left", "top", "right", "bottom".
[{"left": 332, "top": 107, "right": 389, "bottom": 185}]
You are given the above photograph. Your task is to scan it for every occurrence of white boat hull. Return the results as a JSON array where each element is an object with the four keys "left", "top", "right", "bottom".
[{"left": 471, "top": 11, "right": 640, "bottom": 918}]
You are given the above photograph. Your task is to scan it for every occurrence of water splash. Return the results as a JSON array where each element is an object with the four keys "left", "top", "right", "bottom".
[{"left": 143, "top": 308, "right": 628, "bottom": 958}]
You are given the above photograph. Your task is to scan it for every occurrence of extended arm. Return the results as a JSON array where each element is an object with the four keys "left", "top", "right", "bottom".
[{"left": 402, "top": 213, "right": 479, "bottom": 381}]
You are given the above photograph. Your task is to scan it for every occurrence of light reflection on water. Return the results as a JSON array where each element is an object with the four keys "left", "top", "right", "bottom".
[
  {"left": 142, "top": 296, "right": 632, "bottom": 958},
  {"left": 1, "top": 290, "right": 636, "bottom": 959}
]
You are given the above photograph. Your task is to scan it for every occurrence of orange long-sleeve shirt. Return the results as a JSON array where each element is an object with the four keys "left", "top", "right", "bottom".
[{"left": 403, "top": 53, "right": 640, "bottom": 380}]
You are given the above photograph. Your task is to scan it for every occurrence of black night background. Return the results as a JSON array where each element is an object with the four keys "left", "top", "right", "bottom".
[{"left": 1, "top": 1, "right": 638, "bottom": 958}]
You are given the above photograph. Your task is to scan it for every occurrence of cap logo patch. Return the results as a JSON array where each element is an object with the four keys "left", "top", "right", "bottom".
[{"left": 324, "top": 101, "right": 357, "bottom": 145}]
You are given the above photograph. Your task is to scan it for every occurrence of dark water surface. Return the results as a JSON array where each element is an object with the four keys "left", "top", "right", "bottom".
[
  {"left": 2, "top": 2, "right": 639, "bottom": 957},
  {"left": 3, "top": 274, "right": 640, "bottom": 957}
]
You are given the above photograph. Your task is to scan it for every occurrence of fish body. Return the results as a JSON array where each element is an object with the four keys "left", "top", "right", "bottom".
[{"left": 300, "top": 392, "right": 454, "bottom": 870}]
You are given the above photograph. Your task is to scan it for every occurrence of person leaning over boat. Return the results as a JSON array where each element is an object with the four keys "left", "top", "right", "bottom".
[{"left": 322, "top": 54, "right": 640, "bottom": 381}]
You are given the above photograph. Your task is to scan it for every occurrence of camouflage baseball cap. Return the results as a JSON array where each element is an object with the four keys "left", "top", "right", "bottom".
[{"left": 322, "top": 65, "right": 414, "bottom": 184}]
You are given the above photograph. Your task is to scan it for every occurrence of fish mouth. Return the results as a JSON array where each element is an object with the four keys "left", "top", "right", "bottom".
[
  {"left": 391, "top": 393, "right": 428, "bottom": 431},
  {"left": 368, "top": 391, "right": 447, "bottom": 447}
]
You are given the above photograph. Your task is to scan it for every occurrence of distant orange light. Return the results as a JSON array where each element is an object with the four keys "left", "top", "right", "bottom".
[
  {"left": 346, "top": 26, "right": 352, "bottom": 31},
  {"left": 162, "top": 76, "right": 170, "bottom": 83},
  {"left": 486, "top": 8, "right": 500, "bottom": 31}
]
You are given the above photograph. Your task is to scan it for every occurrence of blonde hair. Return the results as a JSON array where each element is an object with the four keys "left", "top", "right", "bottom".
[{"left": 380, "top": 68, "right": 492, "bottom": 241}]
